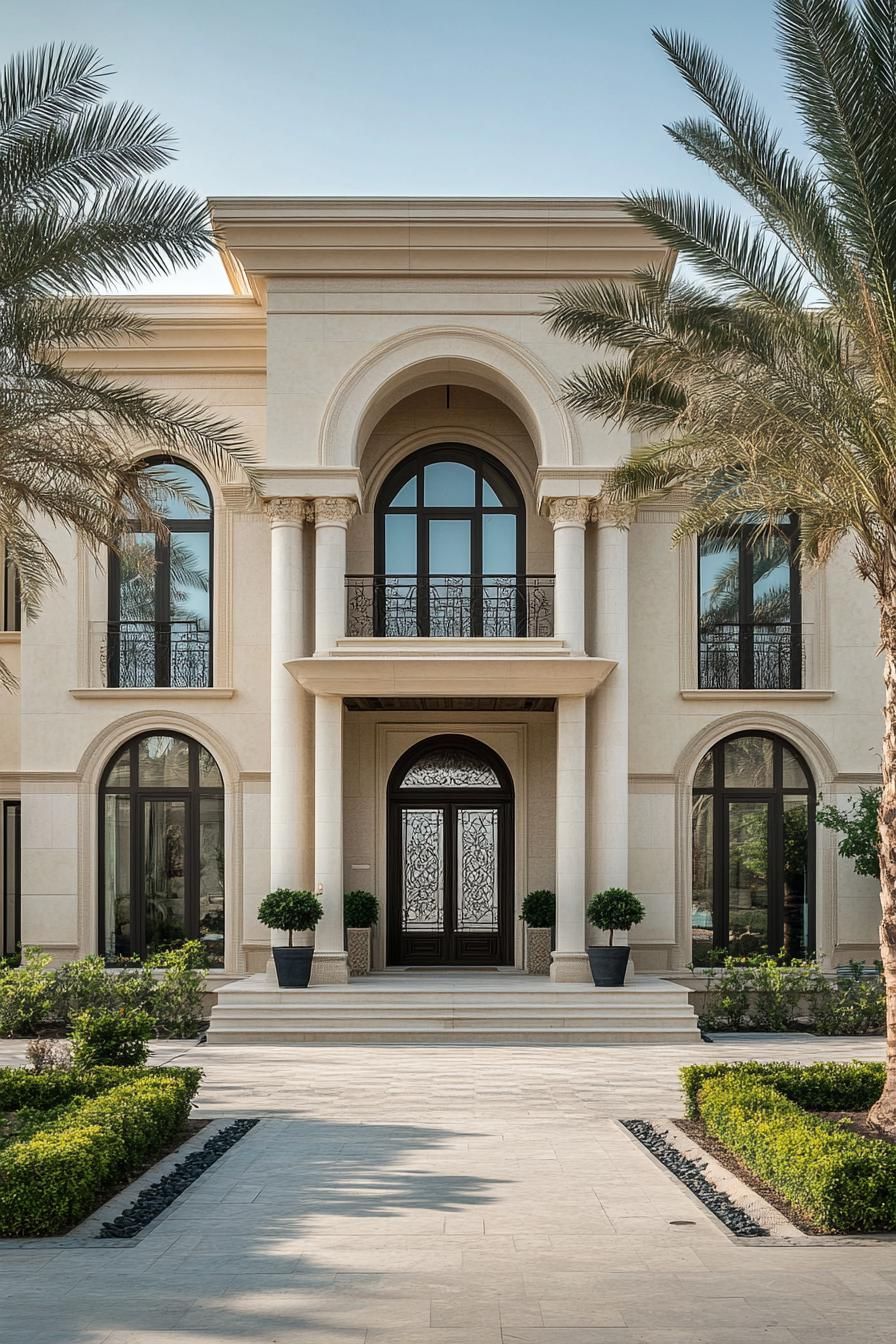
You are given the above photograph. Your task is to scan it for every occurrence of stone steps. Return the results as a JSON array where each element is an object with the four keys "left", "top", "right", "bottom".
[{"left": 205, "top": 973, "right": 701, "bottom": 1045}]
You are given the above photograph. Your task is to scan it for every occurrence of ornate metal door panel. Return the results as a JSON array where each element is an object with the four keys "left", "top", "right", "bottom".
[{"left": 387, "top": 738, "right": 513, "bottom": 965}]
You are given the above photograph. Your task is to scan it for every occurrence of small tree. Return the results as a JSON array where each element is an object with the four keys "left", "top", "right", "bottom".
[
  {"left": 257, "top": 890, "right": 323, "bottom": 947},
  {"left": 343, "top": 891, "right": 379, "bottom": 928},
  {"left": 817, "top": 788, "right": 882, "bottom": 880},
  {"left": 520, "top": 890, "right": 556, "bottom": 927},
  {"left": 586, "top": 889, "right": 645, "bottom": 946}
]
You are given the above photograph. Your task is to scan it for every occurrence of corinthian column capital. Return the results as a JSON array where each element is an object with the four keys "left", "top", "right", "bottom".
[
  {"left": 313, "top": 497, "right": 359, "bottom": 527},
  {"left": 263, "top": 496, "right": 308, "bottom": 526},
  {"left": 545, "top": 496, "right": 593, "bottom": 527}
]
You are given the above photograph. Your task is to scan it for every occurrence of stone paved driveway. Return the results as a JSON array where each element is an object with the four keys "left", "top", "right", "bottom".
[{"left": 0, "top": 1035, "right": 892, "bottom": 1343}]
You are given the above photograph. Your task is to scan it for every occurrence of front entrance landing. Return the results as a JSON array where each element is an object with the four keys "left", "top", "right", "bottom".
[{"left": 206, "top": 971, "right": 700, "bottom": 1044}]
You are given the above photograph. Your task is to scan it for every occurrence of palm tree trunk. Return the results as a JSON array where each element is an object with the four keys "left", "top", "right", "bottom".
[{"left": 869, "top": 602, "right": 896, "bottom": 1133}]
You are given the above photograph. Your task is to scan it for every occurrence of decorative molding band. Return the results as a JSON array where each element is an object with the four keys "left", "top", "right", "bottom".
[
  {"left": 69, "top": 688, "right": 236, "bottom": 701},
  {"left": 679, "top": 689, "right": 835, "bottom": 701},
  {"left": 314, "top": 497, "right": 359, "bottom": 526},
  {"left": 0, "top": 631, "right": 21, "bottom": 645}
]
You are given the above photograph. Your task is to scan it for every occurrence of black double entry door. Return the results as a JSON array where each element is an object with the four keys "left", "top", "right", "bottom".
[{"left": 386, "top": 737, "right": 514, "bottom": 966}]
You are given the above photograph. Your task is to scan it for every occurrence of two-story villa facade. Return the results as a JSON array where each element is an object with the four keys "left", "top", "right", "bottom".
[{"left": 0, "top": 199, "right": 884, "bottom": 1029}]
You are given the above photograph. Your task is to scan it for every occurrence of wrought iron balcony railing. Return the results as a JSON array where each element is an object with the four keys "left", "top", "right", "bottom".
[
  {"left": 91, "top": 620, "right": 211, "bottom": 689},
  {"left": 345, "top": 574, "right": 555, "bottom": 639},
  {"left": 698, "top": 621, "right": 807, "bottom": 690}
]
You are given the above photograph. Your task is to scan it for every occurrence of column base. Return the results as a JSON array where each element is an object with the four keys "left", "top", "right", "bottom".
[
  {"left": 310, "top": 951, "right": 350, "bottom": 985},
  {"left": 549, "top": 952, "right": 591, "bottom": 983}
]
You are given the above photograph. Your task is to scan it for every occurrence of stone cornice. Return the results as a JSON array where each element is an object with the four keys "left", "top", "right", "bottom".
[{"left": 209, "top": 196, "right": 674, "bottom": 288}]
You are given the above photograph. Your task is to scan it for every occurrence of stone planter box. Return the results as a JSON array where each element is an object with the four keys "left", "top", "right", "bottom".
[
  {"left": 526, "top": 926, "right": 552, "bottom": 976},
  {"left": 347, "top": 927, "right": 372, "bottom": 976}
]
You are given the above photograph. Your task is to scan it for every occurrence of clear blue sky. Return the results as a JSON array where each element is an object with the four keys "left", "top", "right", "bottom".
[{"left": 5, "top": 0, "right": 800, "bottom": 291}]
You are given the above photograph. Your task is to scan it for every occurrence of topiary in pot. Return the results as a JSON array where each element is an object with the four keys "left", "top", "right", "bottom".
[
  {"left": 257, "top": 889, "right": 324, "bottom": 988},
  {"left": 344, "top": 891, "right": 378, "bottom": 976},
  {"left": 520, "top": 890, "right": 555, "bottom": 975},
  {"left": 585, "top": 888, "right": 645, "bottom": 987}
]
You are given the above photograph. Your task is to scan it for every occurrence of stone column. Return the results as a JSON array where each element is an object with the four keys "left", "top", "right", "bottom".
[
  {"left": 312, "top": 693, "right": 348, "bottom": 983},
  {"left": 264, "top": 498, "right": 312, "bottom": 951},
  {"left": 592, "top": 518, "right": 632, "bottom": 968},
  {"left": 313, "top": 497, "right": 357, "bottom": 654},
  {"left": 548, "top": 497, "right": 590, "bottom": 652},
  {"left": 551, "top": 694, "right": 589, "bottom": 981}
]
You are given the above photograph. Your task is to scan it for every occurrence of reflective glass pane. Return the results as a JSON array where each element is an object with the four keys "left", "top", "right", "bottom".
[
  {"left": 402, "top": 808, "right": 444, "bottom": 931},
  {"left": 429, "top": 519, "right": 471, "bottom": 574},
  {"left": 103, "top": 795, "right": 131, "bottom": 959},
  {"left": 198, "top": 747, "right": 223, "bottom": 789},
  {"left": 388, "top": 477, "right": 416, "bottom": 507},
  {"left": 699, "top": 535, "right": 739, "bottom": 625},
  {"left": 694, "top": 750, "right": 714, "bottom": 788},
  {"left": 3, "top": 802, "right": 20, "bottom": 958},
  {"left": 783, "top": 797, "right": 810, "bottom": 959},
  {"left": 483, "top": 513, "right": 517, "bottom": 574},
  {"left": 142, "top": 462, "right": 211, "bottom": 519},
  {"left": 424, "top": 460, "right": 476, "bottom": 506},
  {"left": 782, "top": 746, "right": 810, "bottom": 789},
  {"left": 385, "top": 514, "right": 416, "bottom": 574},
  {"left": 457, "top": 808, "right": 499, "bottom": 931},
  {"left": 724, "top": 736, "right": 774, "bottom": 788},
  {"left": 727, "top": 800, "right": 769, "bottom": 957},
  {"left": 138, "top": 735, "right": 190, "bottom": 788},
  {"left": 105, "top": 746, "right": 131, "bottom": 788},
  {"left": 116, "top": 533, "right": 156, "bottom": 624},
  {"left": 142, "top": 798, "right": 186, "bottom": 954},
  {"left": 169, "top": 531, "right": 209, "bottom": 628},
  {"left": 198, "top": 796, "right": 225, "bottom": 966},
  {"left": 482, "top": 479, "right": 504, "bottom": 507},
  {"left": 752, "top": 532, "right": 793, "bottom": 623},
  {"left": 691, "top": 793, "right": 714, "bottom": 966}
]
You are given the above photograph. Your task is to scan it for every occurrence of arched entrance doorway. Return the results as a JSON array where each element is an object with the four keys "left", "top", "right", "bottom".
[{"left": 387, "top": 735, "right": 514, "bottom": 965}]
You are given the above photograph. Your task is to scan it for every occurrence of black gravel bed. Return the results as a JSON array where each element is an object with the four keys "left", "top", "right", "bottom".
[
  {"left": 98, "top": 1118, "right": 260, "bottom": 1239},
  {"left": 622, "top": 1119, "right": 769, "bottom": 1237}
]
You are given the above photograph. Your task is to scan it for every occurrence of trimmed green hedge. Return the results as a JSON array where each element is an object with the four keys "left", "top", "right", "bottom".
[
  {"left": 681, "top": 1062, "right": 896, "bottom": 1232},
  {"left": 0, "top": 1067, "right": 201, "bottom": 1237},
  {"left": 680, "top": 1060, "right": 886, "bottom": 1119},
  {"left": 0, "top": 1064, "right": 149, "bottom": 1113}
]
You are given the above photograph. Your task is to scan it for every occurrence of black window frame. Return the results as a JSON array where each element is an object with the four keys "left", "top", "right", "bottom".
[
  {"left": 698, "top": 515, "right": 802, "bottom": 689},
  {"left": 692, "top": 731, "right": 815, "bottom": 964},
  {"left": 98, "top": 732, "right": 225, "bottom": 963},
  {"left": 2, "top": 545, "right": 20, "bottom": 633},
  {"left": 374, "top": 444, "right": 526, "bottom": 637},
  {"left": 2, "top": 800, "right": 21, "bottom": 959},
  {"left": 107, "top": 456, "right": 214, "bottom": 688}
]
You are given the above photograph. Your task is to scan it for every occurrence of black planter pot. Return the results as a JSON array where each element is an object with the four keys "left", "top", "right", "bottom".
[
  {"left": 587, "top": 945, "right": 630, "bottom": 987},
  {"left": 272, "top": 945, "right": 314, "bottom": 988}
]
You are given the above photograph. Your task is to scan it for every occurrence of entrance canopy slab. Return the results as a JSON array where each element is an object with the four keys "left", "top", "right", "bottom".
[{"left": 286, "top": 653, "right": 615, "bottom": 698}]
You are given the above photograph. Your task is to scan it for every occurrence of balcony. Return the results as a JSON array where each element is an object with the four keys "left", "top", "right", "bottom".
[
  {"left": 90, "top": 621, "right": 211, "bottom": 689},
  {"left": 345, "top": 574, "right": 555, "bottom": 639},
  {"left": 698, "top": 621, "right": 807, "bottom": 691}
]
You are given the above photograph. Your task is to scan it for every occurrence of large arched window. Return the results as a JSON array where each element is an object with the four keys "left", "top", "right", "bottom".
[
  {"left": 371, "top": 444, "right": 526, "bottom": 637},
  {"left": 691, "top": 732, "right": 814, "bottom": 966},
  {"left": 698, "top": 514, "right": 801, "bottom": 689},
  {"left": 99, "top": 732, "right": 224, "bottom": 964},
  {"left": 108, "top": 458, "right": 213, "bottom": 687}
]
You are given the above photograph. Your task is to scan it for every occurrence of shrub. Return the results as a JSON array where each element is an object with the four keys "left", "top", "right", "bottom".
[
  {"left": 0, "top": 949, "right": 53, "bottom": 1036},
  {"left": 0, "top": 1067, "right": 201, "bottom": 1237},
  {"left": 520, "top": 890, "right": 555, "bottom": 928},
  {"left": 680, "top": 1060, "right": 886, "bottom": 1119},
  {"left": 695, "top": 1071, "right": 896, "bottom": 1232},
  {"left": 343, "top": 891, "right": 379, "bottom": 928},
  {"left": 146, "top": 942, "right": 207, "bottom": 1038},
  {"left": 25, "top": 1038, "right": 72, "bottom": 1074},
  {"left": 585, "top": 888, "right": 645, "bottom": 944},
  {"left": 71, "top": 1008, "right": 154, "bottom": 1069},
  {"left": 816, "top": 787, "right": 881, "bottom": 879},
  {"left": 0, "top": 1063, "right": 161, "bottom": 1112},
  {"left": 813, "top": 963, "right": 886, "bottom": 1036},
  {"left": 257, "top": 889, "right": 323, "bottom": 945}
]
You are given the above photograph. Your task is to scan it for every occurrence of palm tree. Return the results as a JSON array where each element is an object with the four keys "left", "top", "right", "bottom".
[
  {"left": 543, "top": 0, "right": 896, "bottom": 1130},
  {"left": 0, "top": 44, "right": 257, "bottom": 687}
]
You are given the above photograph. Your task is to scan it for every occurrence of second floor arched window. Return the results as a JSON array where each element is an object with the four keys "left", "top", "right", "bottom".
[
  {"left": 108, "top": 459, "right": 213, "bottom": 688},
  {"left": 372, "top": 444, "right": 526, "bottom": 637}
]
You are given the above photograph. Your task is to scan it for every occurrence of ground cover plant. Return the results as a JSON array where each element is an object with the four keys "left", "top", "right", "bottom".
[
  {"left": 680, "top": 1061, "right": 896, "bottom": 1232},
  {"left": 0, "top": 944, "right": 208, "bottom": 1039},
  {"left": 697, "top": 956, "right": 886, "bottom": 1034},
  {"left": 0, "top": 1062, "right": 202, "bottom": 1237}
]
